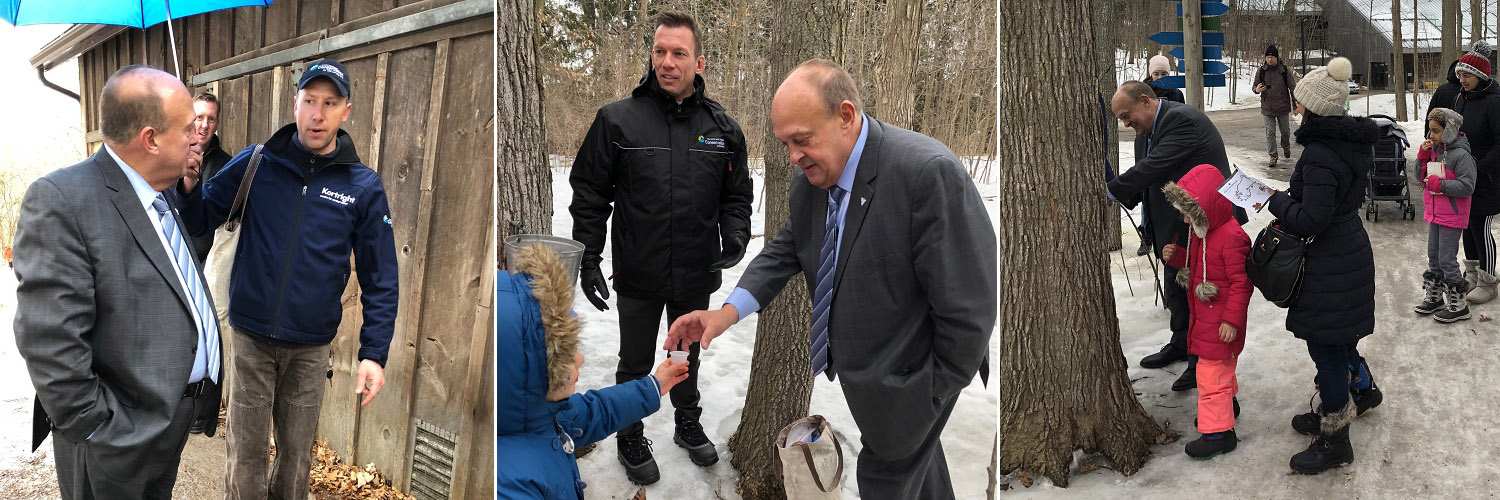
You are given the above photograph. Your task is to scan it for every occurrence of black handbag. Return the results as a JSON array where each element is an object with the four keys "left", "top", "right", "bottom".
[{"left": 1245, "top": 221, "right": 1314, "bottom": 308}]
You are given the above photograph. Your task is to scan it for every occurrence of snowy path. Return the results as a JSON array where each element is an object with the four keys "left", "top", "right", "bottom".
[
  {"left": 1015, "top": 100, "right": 1500, "bottom": 496},
  {"left": 546, "top": 161, "right": 1000, "bottom": 499}
]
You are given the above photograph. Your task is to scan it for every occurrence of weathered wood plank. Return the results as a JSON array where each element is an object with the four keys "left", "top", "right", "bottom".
[{"left": 264, "top": 0, "right": 299, "bottom": 46}]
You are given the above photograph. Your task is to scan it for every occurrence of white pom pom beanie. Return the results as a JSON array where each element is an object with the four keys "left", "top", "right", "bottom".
[{"left": 1293, "top": 57, "right": 1353, "bottom": 116}]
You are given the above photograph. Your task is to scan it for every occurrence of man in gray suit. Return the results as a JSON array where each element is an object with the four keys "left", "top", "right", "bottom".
[
  {"left": 14, "top": 65, "right": 218, "bottom": 499},
  {"left": 666, "top": 59, "right": 996, "bottom": 499}
]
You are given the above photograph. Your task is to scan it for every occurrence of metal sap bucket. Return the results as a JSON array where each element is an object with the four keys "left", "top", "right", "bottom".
[{"left": 503, "top": 234, "right": 585, "bottom": 285}]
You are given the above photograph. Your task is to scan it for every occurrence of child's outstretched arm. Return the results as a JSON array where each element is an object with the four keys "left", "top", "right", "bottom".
[{"left": 554, "top": 359, "right": 689, "bottom": 449}]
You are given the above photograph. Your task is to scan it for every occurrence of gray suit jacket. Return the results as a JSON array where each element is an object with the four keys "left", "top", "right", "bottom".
[
  {"left": 737, "top": 118, "right": 997, "bottom": 459},
  {"left": 13, "top": 150, "right": 221, "bottom": 481}
]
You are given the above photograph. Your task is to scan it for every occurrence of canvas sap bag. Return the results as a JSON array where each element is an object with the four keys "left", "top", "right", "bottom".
[
  {"left": 772, "top": 415, "right": 844, "bottom": 499},
  {"left": 205, "top": 145, "right": 264, "bottom": 337}
]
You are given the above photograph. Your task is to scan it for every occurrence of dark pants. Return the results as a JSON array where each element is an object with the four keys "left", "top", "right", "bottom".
[
  {"left": 225, "top": 329, "right": 332, "bottom": 500},
  {"left": 1306, "top": 341, "right": 1361, "bottom": 415},
  {"left": 53, "top": 390, "right": 198, "bottom": 499},
  {"left": 1163, "top": 265, "right": 1191, "bottom": 352},
  {"left": 615, "top": 293, "right": 709, "bottom": 437},
  {"left": 1463, "top": 213, "right": 1496, "bottom": 274},
  {"left": 855, "top": 396, "right": 960, "bottom": 500}
]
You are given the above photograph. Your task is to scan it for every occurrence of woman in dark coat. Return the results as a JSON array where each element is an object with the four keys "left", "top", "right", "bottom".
[{"left": 1263, "top": 58, "right": 1383, "bottom": 475}]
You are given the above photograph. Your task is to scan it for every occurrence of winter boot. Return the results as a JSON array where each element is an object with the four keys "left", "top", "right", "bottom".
[
  {"left": 673, "top": 412, "right": 719, "bottom": 466},
  {"left": 1414, "top": 271, "right": 1445, "bottom": 315},
  {"left": 1436, "top": 279, "right": 1473, "bottom": 323},
  {"left": 1269, "top": 154, "right": 1279, "bottom": 167},
  {"left": 1467, "top": 268, "right": 1499, "bottom": 304},
  {"left": 1349, "top": 357, "right": 1383, "bottom": 416},
  {"left": 1185, "top": 429, "right": 1238, "bottom": 459},
  {"left": 616, "top": 433, "right": 661, "bottom": 485},
  {"left": 1284, "top": 146, "right": 1292, "bottom": 158},
  {"left": 1172, "top": 356, "right": 1198, "bottom": 391},
  {"left": 1463, "top": 259, "right": 1482, "bottom": 290},
  {"left": 1136, "top": 238, "right": 1151, "bottom": 256},
  {"left": 1290, "top": 401, "right": 1356, "bottom": 474}
]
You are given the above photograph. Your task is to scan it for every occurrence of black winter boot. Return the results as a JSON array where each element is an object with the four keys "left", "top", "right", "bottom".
[
  {"left": 1140, "top": 343, "right": 1188, "bottom": 369},
  {"left": 1350, "top": 357, "right": 1382, "bottom": 416},
  {"left": 673, "top": 411, "right": 719, "bottom": 466},
  {"left": 1414, "top": 271, "right": 1444, "bottom": 315},
  {"left": 1185, "top": 429, "right": 1238, "bottom": 459},
  {"left": 616, "top": 433, "right": 660, "bottom": 485},
  {"left": 1290, "top": 401, "right": 1356, "bottom": 474},
  {"left": 1171, "top": 356, "right": 1198, "bottom": 391},
  {"left": 1436, "top": 279, "right": 1473, "bottom": 323}
]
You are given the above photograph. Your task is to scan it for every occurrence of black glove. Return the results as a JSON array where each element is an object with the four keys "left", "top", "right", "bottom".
[
  {"left": 712, "top": 233, "right": 748, "bottom": 271},
  {"left": 579, "top": 262, "right": 610, "bottom": 311}
]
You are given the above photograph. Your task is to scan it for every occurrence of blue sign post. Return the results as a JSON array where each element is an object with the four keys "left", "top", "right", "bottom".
[{"left": 1148, "top": 0, "right": 1231, "bottom": 108}]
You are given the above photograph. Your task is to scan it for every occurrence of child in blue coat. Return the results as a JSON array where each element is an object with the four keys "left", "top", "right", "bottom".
[{"left": 497, "top": 245, "right": 689, "bottom": 498}]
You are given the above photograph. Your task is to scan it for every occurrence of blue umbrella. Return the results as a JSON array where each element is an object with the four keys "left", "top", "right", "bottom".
[{"left": 0, "top": 0, "right": 274, "bottom": 75}]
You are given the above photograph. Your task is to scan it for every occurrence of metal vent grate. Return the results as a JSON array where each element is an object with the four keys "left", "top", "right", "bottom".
[{"left": 409, "top": 419, "right": 457, "bottom": 500}]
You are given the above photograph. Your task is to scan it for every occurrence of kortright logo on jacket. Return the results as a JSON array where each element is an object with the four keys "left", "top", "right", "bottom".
[{"left": 320, "top": 187, "right": 356, "bottom": 206}]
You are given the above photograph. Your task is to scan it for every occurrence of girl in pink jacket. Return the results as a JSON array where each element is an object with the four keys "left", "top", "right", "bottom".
[
  {"left": 1415, "top": 108, "right": 1478, "bottom": 323},
  {"left": 1161, "top": 164, "right": 1253, "bottom": 459}
]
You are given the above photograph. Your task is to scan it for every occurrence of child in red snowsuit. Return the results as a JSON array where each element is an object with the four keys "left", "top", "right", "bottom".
[{"left": 1161, "top": 164, "right": 1254, "bottom": 459}]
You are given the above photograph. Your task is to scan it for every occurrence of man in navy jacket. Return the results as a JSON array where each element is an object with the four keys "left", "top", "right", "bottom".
[{"left": 178, "top": 59, "right": 400, "bottom": 498}]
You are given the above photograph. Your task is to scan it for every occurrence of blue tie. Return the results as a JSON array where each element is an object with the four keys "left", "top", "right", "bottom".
[
  {"left": 153, "top": 194, "right": 219, "bottom": 383},
  {"left": 810, "top": 186, "right": 845, "bottom": 378}
]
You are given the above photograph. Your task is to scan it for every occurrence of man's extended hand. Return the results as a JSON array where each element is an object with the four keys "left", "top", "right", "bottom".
[
  {"left": 711, "top": 233, "right": 748, "bottom": 271},
  {"left": 579, "top": 263, "right": 610, "bottom": 311},
  {"left": 665, "top": 306, "right": 738, "bottom": 351},
  {"left": 355, "top": 359, "right": 385, "bottom": 406}
]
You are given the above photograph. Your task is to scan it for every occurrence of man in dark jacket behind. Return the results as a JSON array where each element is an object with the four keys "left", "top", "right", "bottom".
[
  {"left": 1253, "top": 45, "right": 1297, "bottom": 167},
  {"left": 567, "top": 11, "right": 753, "bottom": 485},
  {"left": 1108, "top": 81, "right": 1242, "bottom": 392},
  {"left": 181, "top": 91, "right": 232, "bottom": 265},
  {"left": 1452, "top": 43, "right": 1500, "bottom": 303},
  {"left": 178, "top": 59, "right": 400, "bottom": 498}
]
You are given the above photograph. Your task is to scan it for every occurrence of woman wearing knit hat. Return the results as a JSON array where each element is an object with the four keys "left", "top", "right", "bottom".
[
  {"left": 1144, "top": 54, "right": 1185, "bottom": 104},
  {"left": 1260, "top": 57, "right": 1383, "bottom": 474},
  {"left": 1451, "top": 41, "right": 1500, "bottom": 305},
  {"left": 1253, "top": 45, "right": 1297, "bottom": 167}
]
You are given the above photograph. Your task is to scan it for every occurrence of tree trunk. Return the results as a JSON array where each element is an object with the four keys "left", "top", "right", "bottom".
[
  {"left": 727, "top": 1, "right": 846, "bottom": 498},
  {"left": 998, "top": 0, "right": 1170, "bottom": 488},
  {"left": 1097, "top": 0, "right": 1121, "bottom": 251},
  {"left": 873, "top": 0, "right": 923, "bottom": 128},
  {"left": 1472, "top": 0, "right": 1482, "bottom": 45},
  {"left": 1394, "top": 0, "right": 1408, "bottom": 121},
  {"left": 498, "top": 0, "right": 553, "bottom": 270},
  {"left": 1444, "top": 0, "right": 1459, "bottom": 67}
]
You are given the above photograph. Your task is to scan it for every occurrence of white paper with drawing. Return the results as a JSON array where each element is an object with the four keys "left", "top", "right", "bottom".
[{"left": 1218, "top": 170, "right": 1272, "bottom": 212}]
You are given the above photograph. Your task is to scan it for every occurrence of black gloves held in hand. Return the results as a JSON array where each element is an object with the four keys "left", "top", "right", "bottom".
[
  {"left": 579, "top": 262, "right": 610, "bottom": 311},
  {"left": 712, "top": 233, "right": 748, "bottom": 271}
]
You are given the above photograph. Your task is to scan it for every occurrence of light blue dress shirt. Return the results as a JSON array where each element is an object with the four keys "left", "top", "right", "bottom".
[
  {"left": 103, "top": 144, "right": 215, "bottom": 384},
  {"left": 725, "top": 114, "right": 870, "bottom": 321}
]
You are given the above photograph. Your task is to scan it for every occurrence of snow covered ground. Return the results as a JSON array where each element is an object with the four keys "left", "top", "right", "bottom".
[
  {"left": 543, "top": 158, "right": 999, "bottom": 499},
  {"left": 1016, "top": 105, "right": 1500, "bottom": 496}
]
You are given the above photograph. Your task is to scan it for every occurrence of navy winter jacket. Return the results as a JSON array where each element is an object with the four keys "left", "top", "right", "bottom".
[
  {"left": 180, "top": 123, "right": 400, "bottom": 364},
  {"left": 496, "top": 270, "right": 659, "bottom": 498}
]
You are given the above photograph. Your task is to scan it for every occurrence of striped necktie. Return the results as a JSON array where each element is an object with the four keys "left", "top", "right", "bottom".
[
  {"left": 810, "top": 186, "right": 845, "bottom": 378},
  {"left": 152, "top": 194, "right": 220, "bottom": 383}
]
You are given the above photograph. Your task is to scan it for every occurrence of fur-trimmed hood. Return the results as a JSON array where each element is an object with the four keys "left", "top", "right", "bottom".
[
  {"left": 511, "top": 245, "right": 581, "bottom": 399},
  {"left": 1164, "top": 164, "right": 1236, "bottom": 302}
]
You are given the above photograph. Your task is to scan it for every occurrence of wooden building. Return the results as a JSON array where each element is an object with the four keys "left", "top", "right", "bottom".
[{"left": 29, "top": 1, "right": 496, "bottom": 498}]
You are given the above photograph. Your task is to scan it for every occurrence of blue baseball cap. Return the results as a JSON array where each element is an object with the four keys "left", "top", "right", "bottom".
[{"left": 298, "top": 59, "right": 350, "bottom": 97}]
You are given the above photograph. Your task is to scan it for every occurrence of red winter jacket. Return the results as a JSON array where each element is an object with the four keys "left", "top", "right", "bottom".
[{"left": 1163, "top": 165, "right": 1253, "bottom": 361}]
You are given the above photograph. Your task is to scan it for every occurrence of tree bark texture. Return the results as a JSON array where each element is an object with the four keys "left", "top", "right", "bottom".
[
  {"left": 727, "top": 1, "right": 846, "bottom": 498},
  {"left": 873, "top": 0, "right": 923, "bottom": 128},
  {"left": 1394, "top": 0, "right": 1409, "bottom": 121},
  {"left": 498, "top": 0, "right": 553, "bottom": 270},
  {"left": 1444, "top": 0, "right": 1460, "bottom": 66},
  {"left": 1097, "top": 0, "right": 1121, "bottom": 251},
  {"left": 998, "top": 0, "right": 1170, "bottom": 488}
]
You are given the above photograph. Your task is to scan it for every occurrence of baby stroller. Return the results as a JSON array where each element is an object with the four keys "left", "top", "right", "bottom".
[{"left": 1365, "top": 114, "right": 1415, "bottom": 221}]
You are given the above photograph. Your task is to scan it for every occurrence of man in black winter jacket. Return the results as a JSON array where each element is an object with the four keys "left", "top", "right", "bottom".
[
  {"left": 567, "top": 11, "right": 753, "bottom": 485},
  {"left": 182, "top": 91, "right": 232, "bottom": 264}
]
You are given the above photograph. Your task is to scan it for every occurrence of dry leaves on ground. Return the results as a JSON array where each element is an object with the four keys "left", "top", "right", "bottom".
[{"left": 308, "top": 440, "right": 415, "bottom": 499}]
